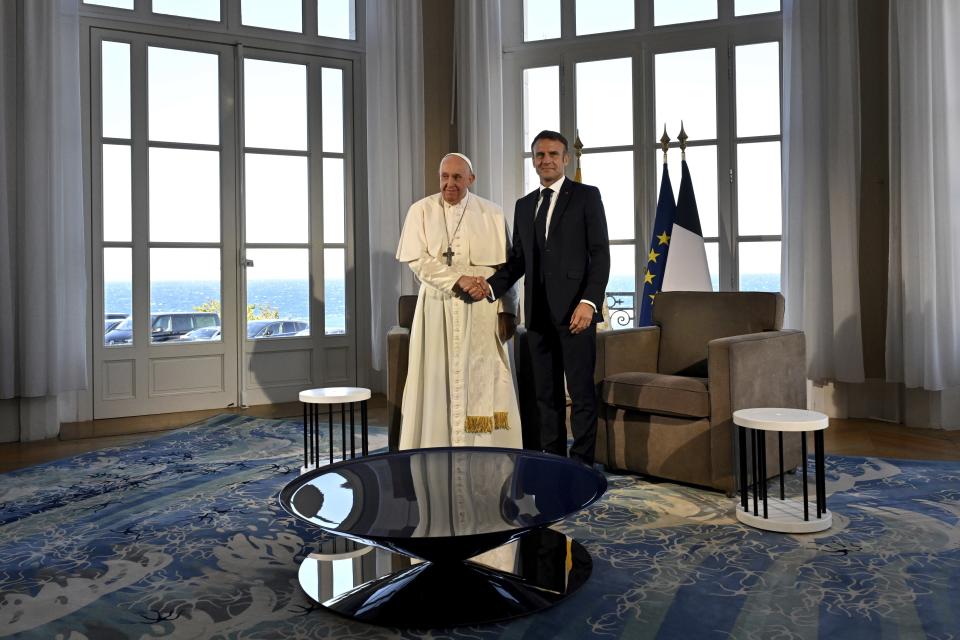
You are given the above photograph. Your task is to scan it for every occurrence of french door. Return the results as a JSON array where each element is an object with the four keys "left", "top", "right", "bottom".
[{"left": 91, "top": 29, "right": 356, "bottom": 419}]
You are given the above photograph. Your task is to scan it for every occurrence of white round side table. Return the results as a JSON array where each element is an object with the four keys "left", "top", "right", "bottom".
[
  {"left": 733, "top": 408, "right": 831, "bottom": 533},
  {"left": 300, "top": 387, "right": 372, "bottom": 474}
]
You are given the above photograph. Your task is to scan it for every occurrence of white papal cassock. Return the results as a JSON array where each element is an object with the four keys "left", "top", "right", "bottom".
[{"left": 396, "top": 192, "right": 521, "bottom": 449}]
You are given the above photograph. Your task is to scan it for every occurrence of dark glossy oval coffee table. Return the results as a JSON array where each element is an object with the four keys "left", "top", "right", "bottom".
[{"left": 279, "top": 447, "right": 607, "bottom": 628}]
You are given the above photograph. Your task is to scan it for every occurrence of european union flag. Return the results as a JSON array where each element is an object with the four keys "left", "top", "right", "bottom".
[{"left": 638, "top": 165, "right": 676, "bottom": 326}]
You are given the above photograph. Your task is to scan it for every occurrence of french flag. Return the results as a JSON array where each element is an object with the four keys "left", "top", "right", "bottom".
[{"left": 662, "top": 159, "right": 712, "bottom": 292}]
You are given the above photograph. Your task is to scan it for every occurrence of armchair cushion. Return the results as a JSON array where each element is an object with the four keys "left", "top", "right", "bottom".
[{"left": 602, "top": 372, "right": 710, "bottom": 418}]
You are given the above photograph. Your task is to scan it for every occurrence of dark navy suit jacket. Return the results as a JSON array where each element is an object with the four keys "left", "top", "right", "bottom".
[{"left": 489, "top": 179, "right": 610, "bottom": 326}]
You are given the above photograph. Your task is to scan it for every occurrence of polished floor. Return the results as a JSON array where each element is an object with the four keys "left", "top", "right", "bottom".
[{"left": 1, "top": 410, "right": 958, "bottom": 475}]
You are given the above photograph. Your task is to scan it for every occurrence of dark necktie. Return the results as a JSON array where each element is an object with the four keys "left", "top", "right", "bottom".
[{"left": 535, "top": 188, "right": 553, "bottom": 252}]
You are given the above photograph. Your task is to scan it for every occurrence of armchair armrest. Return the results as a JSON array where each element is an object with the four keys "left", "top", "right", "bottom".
[
  {"left": 707, "top": 329, "right": 806, "bottom": 491},
  {"left": 386, "top": 325, "right": 410, "bottom": 452},
  {"left": 596, "top": 326, "right": 660, "bottom": 383},
  {"left": 709, "top": 330, "right": 806, "bottom": 413}
]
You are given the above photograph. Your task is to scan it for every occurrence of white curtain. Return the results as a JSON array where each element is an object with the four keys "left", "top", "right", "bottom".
[
  {"left": 781, "top": 0, "right": 865, "bottom": 384},
  {"left": 886, "top": 1, "right": 960, "bottom": 392},
  {"left": 0, "top": 0, "right": 87, "bottom": 440},
  {"left": 453, "top": 0, "right": 503, "bottom": 205},
  {"left": 365, "top": 1, "right": 425, "bottom": 390}
]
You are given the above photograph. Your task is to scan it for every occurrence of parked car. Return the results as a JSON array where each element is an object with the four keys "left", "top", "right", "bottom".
[
  {"left": 104, "top": 318, "right": 124, "bottom": 334},
  {"left": 179, "top": 326, "right": 222, "bottom": 341},
  {"left": 246, "top": 320, "right": 308, "bottom": 339},
  {"left": 105, "top": 312, "right": 220, "bottom": 345}
]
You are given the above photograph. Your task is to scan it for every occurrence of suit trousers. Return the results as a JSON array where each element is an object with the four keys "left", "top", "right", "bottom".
[{"left": 525, "top": 294, "right": 598, "bottom": 465}]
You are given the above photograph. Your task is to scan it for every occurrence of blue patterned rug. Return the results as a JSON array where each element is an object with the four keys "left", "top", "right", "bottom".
[{"left": 1, "top": 415, "right": 958, "bottom": 639}]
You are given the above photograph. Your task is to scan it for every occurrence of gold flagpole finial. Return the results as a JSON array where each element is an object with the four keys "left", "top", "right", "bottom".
[
  {"left": 574, "top": 131, "right": 583, "bottom": 182},
  {"left": 660, "top": 125, "right": 671, "bottom": 164},
  {"left": 678, "top": 121, "right": 688, "bottom": 161}
]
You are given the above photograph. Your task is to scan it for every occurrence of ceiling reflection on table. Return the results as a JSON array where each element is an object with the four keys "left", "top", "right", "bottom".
[{"left": 286, "top": 448, "right": 606, "bottom": 539}]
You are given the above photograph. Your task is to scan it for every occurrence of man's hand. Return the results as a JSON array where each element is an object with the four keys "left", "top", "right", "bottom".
[
  {"left": 569, "top": 302, "right": 594, "bottom": 334},
  {"left": 455, "top": 275, "right": 491, "bottom": 301},
  {"left": 498, "top": 313, "right": 517, "bottom": 342}
]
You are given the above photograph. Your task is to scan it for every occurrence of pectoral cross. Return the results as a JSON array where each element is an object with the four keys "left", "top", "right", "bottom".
[{"left": 443, "top": 246, "right": 455, "bottom": 266}]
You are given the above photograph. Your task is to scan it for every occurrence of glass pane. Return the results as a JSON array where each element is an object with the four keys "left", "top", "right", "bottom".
[
  {"left": 654, "top": 145, "right": 718, "bottom": 238},
  {"left": 576, "top": 0, "right": 633, "bottom": 35},
  {"left": 325, "top": 248, "right": 346, "bottom": 335},
  {"left": 736, "top": 42, "right": 780, "bottom": 137},
  {"left": 654, "top": 0, "right": 717, "bottom": 26},
  {"left": 655, "top": 49, "right": 717, "bottom": 141},
  {"left": 85, "top": 0, "right": 133, "bottom": 8},
  {"left": 149, "top": 148, "right": 221, "bottom": 243},
  {"left": 103, "top": 248, "right": 132, "bottom": 346},
  {"left": 148, "top": 47, "right": 219, "bottom": 145},
  {"left": 246, "top": 249, "right": 310, "bottom": 338},
  {"left": 736, "top": 0, "right": 780, "bottom": 16},
  {"left": 607, "top": 244, "right": 635, "bottom": 330},
  {"left": 576, "top": 58, "right": 633, "bottom": 148},
  {"left": 579, "top": 152, "right": 633, "bottom": 240},
  {"left": 150, "top": 248, "right": 221, "bottom": 343},
  {"left": 102, "top": 144, "right": 131, "bottom": 242},
  {"left": 737, "top": 141, "right": 782, "bottom": 236},
  {"left": 738, "top": 241, "right": 781, "bottom": 291},
  {"left": 153, "top": 0, "right": 220, "bottom": 21},
  {"left": 322, "top": 67, "right": 344, "bottom": 153},
  {"left": 318, "top": 0, "right": 355, "bottom": 39},
  {"left": 244, "top": 59, "right": 307, "bottom": 151},
  {"left": 101, "top": 41, "right": 130, "bottom": 139},
  {"left": 323, "top": 158, "right": 345, "bottom": 243},
  {"left": 523, "top": 159, "right": 540, "bottom": 194},
  {"left": 705, "top": 241, "right": 719, "bottom": 291},
  {"left": 522, "top": 66, "right": 560, "bottom": 150},
  {"left": 524, "top": 0, "right": 561, "bottom": 41},
  {"left": 242, "top": 0, "right": 302, "bottom": 32},
  {"left": 245, "top": 154, "right": 309, "bottom": 243}
]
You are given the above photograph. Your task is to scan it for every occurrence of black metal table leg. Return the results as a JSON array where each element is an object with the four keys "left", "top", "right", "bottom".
[
  {"left": 738, "top": 425, "right": 748, "bottom": 511},
  {"left": 801, "top": 431, "right": 809, "bottom": 521},
  {"left": 350, "top": 403, "right": 356, "bottom": 459},
  {"left": 313, "top": 404, "right": 320, "bottom": 469},
  {"left": 815, "top": 430, "right": 826, "bottom": 518},
  {"left": 778, "top": 431, "right": 784, "bottom": 500},
  {"left": 361, "top": 400, "right": 368, "bottom": 456},
  {"left": 328, "top": 405, "right": 334, "bottom": 464},
  {"left": 759, "top": 429, "right": 767, "bottom": 519},
  {"left": 303, "top": 402, "right": 308, "bottom": 470},
  {"left": 751, "top": 429, "right": 758, "bottom": 516},
  {"left": 341, "top": 404, "right": 346, "bottom": 462}
]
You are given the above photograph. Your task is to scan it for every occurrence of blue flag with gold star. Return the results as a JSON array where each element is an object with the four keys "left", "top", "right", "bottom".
[{"left": 638, "top": 165, "right": 676, "bottom": 326}]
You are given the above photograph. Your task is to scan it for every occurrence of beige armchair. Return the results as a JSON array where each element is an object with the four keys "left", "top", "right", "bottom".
[
  {"left": 595, "top": 291, "right": 806, "bottom": 495},
  {"left": 386, "top": 295, "right": 418, "bottom": 452}
]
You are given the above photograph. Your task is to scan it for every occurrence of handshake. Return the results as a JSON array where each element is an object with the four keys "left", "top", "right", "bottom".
[{"left": 455, "top": 275, "right": 492, "bottom": 301}]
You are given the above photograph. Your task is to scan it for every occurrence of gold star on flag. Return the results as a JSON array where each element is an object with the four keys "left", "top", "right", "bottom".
[
  {"left": 657, "top": 231, "right": 670, "bottom": 246},
  {"left": 648, "top": 248, "right": 660, "bottom": 263},
  {"left": 643, "top": 271, "right": 655, "bottom": 285},
  {"left": 649, "top": 293, "right": 656, "bottom": 303}
]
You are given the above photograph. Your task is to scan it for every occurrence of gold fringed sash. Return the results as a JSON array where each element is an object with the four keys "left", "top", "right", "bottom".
[{"left": 465, "top": 412, "right": 511, "bottom": 433}]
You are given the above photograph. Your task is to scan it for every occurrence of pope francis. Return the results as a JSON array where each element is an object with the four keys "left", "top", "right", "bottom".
[{"left": 395, "top": 153, "right": 522, "bottom": 449}]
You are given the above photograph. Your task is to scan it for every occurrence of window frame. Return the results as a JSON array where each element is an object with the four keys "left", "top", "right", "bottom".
[{"left": 502, "top": 0, "right": 783, "bottom": 315}]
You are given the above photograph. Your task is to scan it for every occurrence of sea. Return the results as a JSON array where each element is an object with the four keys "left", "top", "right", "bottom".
[
  {"left": 105, "top": 279, "right": 345, "bottom": 334},
  {"left": 105, "top": 273, "right": 778, "bottom": 330}
]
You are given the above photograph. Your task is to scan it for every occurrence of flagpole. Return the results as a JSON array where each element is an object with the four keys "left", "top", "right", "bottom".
[
  {"left": 574, "top": 131, "right": 583, "bottom": 182},
  {"left": 678, "top": 120, "right": 687, "bottom": 161},
  {"left": 660, "top": 125, "right": 670, "bottom": 164}
]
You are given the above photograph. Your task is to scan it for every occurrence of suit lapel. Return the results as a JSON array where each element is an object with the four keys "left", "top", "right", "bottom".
[{"left": 520, "top": 189, "right": 539, "bottom": 254}]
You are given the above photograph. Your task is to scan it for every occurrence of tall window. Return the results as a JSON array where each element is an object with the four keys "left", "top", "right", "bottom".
[
  {"left": 503, "top": 0, "right": 783, "bottom": 327},
  {"left": 84, "top": 0, "right": 361, "bottom": 417}
]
